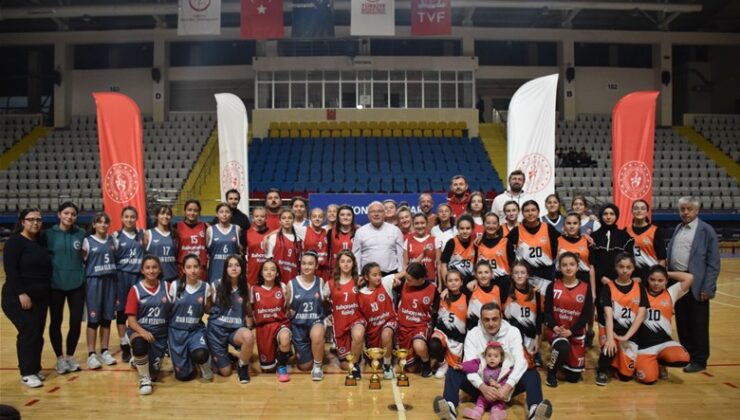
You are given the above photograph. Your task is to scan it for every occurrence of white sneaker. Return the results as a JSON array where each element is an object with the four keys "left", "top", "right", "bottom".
[
  {"left": 56, "top": 358, "right": 70, "bottom": 374},
  {"left": 311, "top": 366, "right": 324, "bottom": 381},
  {"left": 100, "top": 350, "right": 118, "bottom": 366},
  {"left": 21, "top": 375, "right": 43, "bottom": 388},
  {"left": 435, "top": 362, "right": 449, "bottom": 379},
  {"left": 66, "top": 357, "right": 81, "bottom": 372},
  {"left": 199, "top": 363, "right": 214, "bottom": 382},
  {"left": 139, "top": 376, "right": 153, "bottom": 395},
  {"left": 87, "top": 353, "right": 102, "bottom": 370},
  {"left": 36, "top": 371, "right": 46, "bottom": 381}
]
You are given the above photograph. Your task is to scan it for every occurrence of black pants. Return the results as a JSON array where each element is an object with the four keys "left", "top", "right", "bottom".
[
  {"left": 49, "top": 285, "right": 86, "bottom": 357},
  {"left": 675, "top": 292, "right": 710, "bottom": 366},
  {"left": 443, "top": 366, "right": 543, "bottom": 410},
  {"left": 2, "top": 293, "right": 49, "bottom": 376}
]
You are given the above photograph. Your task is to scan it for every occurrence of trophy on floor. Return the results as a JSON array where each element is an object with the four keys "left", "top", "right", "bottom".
[
  {"left": 364, "top": 347, "right": 384, "bottom": 390},
  {"left": 393, "top": 348, "right": 410, "bottom": 387},
  {"left": 345, "top": 354, "right": 357, "bottom": 386}
]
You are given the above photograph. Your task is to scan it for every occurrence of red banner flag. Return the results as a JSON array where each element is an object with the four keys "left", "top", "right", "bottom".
[
  {"left": 241, "top": 0, "right": 284, "bottom": 39},
  {"left": 611, "top": 91, "right": 659, "bottom": 228},
  {"left": 411, "top": 0, "right": 451, "bottom": 36},
  {"left": 93, "top": 92, "right": 147, "bottom": 232}
]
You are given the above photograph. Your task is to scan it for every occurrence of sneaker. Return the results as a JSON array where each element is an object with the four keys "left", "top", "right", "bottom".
[
  {"left": 530, "top": 399, "right": 553, "bottom": 420},
  {"left": 21, "top": 375, "right": 43, "bottom": 388},
  {"left": 383, "top": 364, "right": 394, "bottom": 380},
  {"left": 36, "top": 371, "right": 46, "bottom": 381},
  {"left": 56, "top": 359, "right": 70, "bottom": 375},
  {"left": 66, "top": 357, "right": 81, "bottom": 372},
  {"left": 659, "top": 365, "right": 669, "bottom": 380},
  {"left": 432, "top": 396, "right": 457, "bottom": 420},
  {"left": 534, "top": 352, "right": 543, "bottom": 368},
  {"left": 87, "top": 353, "right": 102, "bottom": 370},
  {"left": 434, "top": 361, "right": 449, "bottom": 379},
  {"left": 682, "top": 362, "right": 706, "bottom": 373},
  {"left": 139, "top": 376, "right": 153, "bottom": 395},
  {"left": 277, "top": 365, "right": 290, "bottom": 382},
  {"left": 595, "top": 372, "right": 608, "bottom": 386},
  {"left": 351, "top": 364, "right": 361, "bottom": 380},
  {"left": 545, "top": 369, "right": 558, "bottom": 388},
  {"left": 237, "top": 364, "right": 250, "bottom": 384},
  {"left": 199, "top": 363, "right": 214, "bottom": 382},
  {"left": 121, "top": 345, "right": 132, "bottom": 363},
  {"left": 546, "top": 349, "right": 559, "bottom": 370},
  {"left": 311, "top": 366, "right": 324, "bottom": 381},
  {"left": 100, "top": 350, "right": 118, "bottom": 366},
  {"left": 421, "top": 362, "right": 433, "bottom": 378}
]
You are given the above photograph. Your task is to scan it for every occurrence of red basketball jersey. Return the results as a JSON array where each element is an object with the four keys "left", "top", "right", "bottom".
[
  {"left": 357, "top": 285, "right": 396, "bottom": 329},
  {"left": 265, "top": 211, "right": 281, "bottom": 232},
  {"left": 273, "top": 233, "right": 301, "bottom": 283},
  {"left": 251, "top": 284, "right": 288, "bottom": 326},
  {"left": 246, "top": 226, "right": 269, "bottom": 286},
  {"left": 551, "top": 279, "right": 589, "bottom": 334},
  {"left": 304, "top": 227, "right": 329, "bottom": 270},
  {"left": 406, "top": 235, "right": 437, "bottom": 280},
  {"left": 328, "top": 229, "right": 354, "bottom": 268},
  {"left": 397, "top": 281, "right": 436, "bottom": 329},
  {"left": 329, "top": 279, "right": 363, "bottom": 333},
  {"left": 176, "top": 221, "right": 208, "bottom": 280}
]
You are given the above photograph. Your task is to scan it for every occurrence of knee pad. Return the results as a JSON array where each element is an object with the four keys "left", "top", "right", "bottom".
[
  {"left": 87, "top": 322, "right": 99, "bottom": 330},
  {"left": 428, "top": 338, "right": 444, "bottom": 362},
  {"left": 100, "top": 319, "right": 112, "bottom": 328},
  {"left": 116, "top": 311, "right": 127, "bottom": 325},
  {"left": 131, "top": 336, "right": 150, "bottom": 357},
  {"left": 552, "top": 338, "right": 570, "bottom": 354},
  {"left": 190, "top": 348, "right": 210, "bottom": 365}
]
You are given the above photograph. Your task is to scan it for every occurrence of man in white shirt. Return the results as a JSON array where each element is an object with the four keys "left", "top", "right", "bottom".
[
  {"left": 352, "top": 201, "right": 405, "bottom": 274},
  {"left": 491, "top": 170, "right": 532, "bottom": 222}
]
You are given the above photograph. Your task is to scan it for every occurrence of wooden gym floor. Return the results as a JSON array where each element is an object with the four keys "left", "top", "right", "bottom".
[{"left": 1, "top": 259, "right": 739, "bottom": 419}]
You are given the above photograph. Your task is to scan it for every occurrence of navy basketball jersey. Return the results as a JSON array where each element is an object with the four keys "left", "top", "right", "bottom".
[
  {"left": 114, "top": 229, "right": 144, "bottom": 274},
  {"left": 84, "top": 235, "right": 117, "bottom": 278},
  {"left": 207, "top": 224, "right": 240, "bottom": 284},
  {"left": 208, "top": 282, "right": 246, "bottom": 329},
  {"left": 133, "top": 281, "right": 170, "bottom": 337},
  {"left": 289, "top": 276, "right": 325, "bottom": 327},
  {"left": 170, "top": 281, "right": 208, "bottom": 331},
  {"left": 147, "top": 228, "right": 178, "bottom": 281}
]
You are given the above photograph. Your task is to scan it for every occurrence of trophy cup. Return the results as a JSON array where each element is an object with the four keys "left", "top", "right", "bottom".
[
  {"left": 345, "top": 354, "right": 357, "bottom": 386},
  {"left": 364, "top": 347, "right": 384, "bottom": 390},
  {"left": 392, "top": 348, "right": 410, "bottom": 387}
]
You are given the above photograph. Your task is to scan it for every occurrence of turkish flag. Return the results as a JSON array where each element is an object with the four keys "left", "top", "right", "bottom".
[
  {"left": 611, "top": 91, "right": 659, "bottom": 228},
  {"left": 92, "top": 93, "right": 147, "bottom": 232},
  {"left": 411, "top": 0, "right": 451, "bottom": 36},
  {"left": 241, "top": 0, "right": 284, "bottom": 39}
]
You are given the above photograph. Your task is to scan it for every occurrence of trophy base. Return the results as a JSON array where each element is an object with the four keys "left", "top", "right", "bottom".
[
  {"left": 345, "top": 378, "right": 357, "bottom": 386},
  {"left": 369, "top": 380, "right": 382, "bottom": 390},
  {"left": 396, "top": 378, "right": 410, "bottom": 387}
]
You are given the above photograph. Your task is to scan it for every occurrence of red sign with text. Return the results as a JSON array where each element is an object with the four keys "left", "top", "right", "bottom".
[{"left": 411, "top": 0, "right": 451, "bottom": 36}]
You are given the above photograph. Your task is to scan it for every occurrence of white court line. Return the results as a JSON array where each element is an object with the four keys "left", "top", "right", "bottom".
[
  {"left": 716, "top": 291, "right": 740, "bottom": 299},
  {"left": 391, "top": 374, "right": 407, "bottom": 420},
  {"left": 713, "top": 300, "right": 740, "bottom": 309}
]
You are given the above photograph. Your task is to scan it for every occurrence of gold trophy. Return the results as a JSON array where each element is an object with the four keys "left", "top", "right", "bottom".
[
  {"left": 393, "top": 348, "right": 410, "bottom": 387},
  {"left": 364, "top": 347, "right": 384, "bottom": 390},
  {"left": 345, "top": 354, "right": 357, "bottom": 386}
]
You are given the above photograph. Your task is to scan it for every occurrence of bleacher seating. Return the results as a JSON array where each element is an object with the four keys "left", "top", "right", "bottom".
[
  {"left": 268, "top": 121, "right": 467, "bottom": 139},
  {"left": 694, "top": 115, "right": 740, "bottom": 163},
  {"left": 0, "top": 112, "right": 214, "bottom": 212},
  {"left": 556, "top": 113, "right": 739, "bottom": 211},
  {"left": 248, "top": 136, "right": 502, "bottom": 194},
  {"left": 0, "top": 114, "right": 42, "bottom": 154}
]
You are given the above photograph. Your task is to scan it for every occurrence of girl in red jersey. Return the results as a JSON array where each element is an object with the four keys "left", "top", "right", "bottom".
[
  {"left": 501, "top": 201, "right": 519, "bottom": 237},
  {"left": 404, "top": 213, "right": 439, "bottom": 286},
  {"left": 265, "top": 209, "right": 304, "bottom": 283},
  {"left": 430, "top": 269, "right": 468, "bottom": 379},
  {"left": 628, "top": 200, "right": 667, "bottom": 281},
  {"left": 303, "top": 208, "right": 330, "bottom": 281},
  {"left": 327, "top": 205, "right": 356, "bottom": 270},
  {"left": 175, "top": 200, "right": 208, "bottom": 281},
  {"left": 544, "top": 252, "right": 593, "bottom": 387},
  {"left": 251, "top": 259, "right": 292, "bottom": 382},
  {"left": 397, "top": 207, "right": 413, "bottom": 239},
  {"left": 357, "top": 263, "right": 399, "bottom": 379},
  {"left": 465, "top": 192, "right": 487, "bottom": 240},
  {"left": 557, "top": 212, "right": 595, "bottom": 286},
  {"left": 504, "top": 261, "right": 541, "bottom": 369},
  {"left": 440, "top": 214, "right": 477, "bottom": 284},
  {"left": 329, "top": 250, "right": 366, "bottom": 379},
  {"left": 246, "top": 207, "right": 269, "bottom": 286},
  {"left": 596, "top": 253, "right": 647, "bottom": 386},
  {"left": 396, "top": 262, "right": 438, "bottom": 378},
  {"left": 476, "top": 213, "right": 515, "bottom": 298},
  {"left": 466, "top": 261, "right": 504, "bottom": 330}
]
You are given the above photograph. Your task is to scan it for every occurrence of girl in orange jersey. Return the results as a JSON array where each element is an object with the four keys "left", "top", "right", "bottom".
[
  {"left": 634, "top": 266, "right": 692, "bottom": 384},
  {"left": 501, "top": 201, "right": 519, "bottom": 237},
  {"left": 557, "top": 212, "right": 595, "bottom": 286},
  {"left": 465, "top": 192, "right": 487, "bottom": 241},
  {"left": 430, "top": 270, "right": 468, "bottom": 379},
  {"left": 476, "top": 213, "right": 515, "bottom": 298},
  {"left": 465, "top": 261, "right": 504, "bottom": 331},
  {"left": 328, "top": 251, "right": 365, "bottom": 379},
  {"left": 440, "top": 214, "right": 477, "bottom": 284},
  {"left": 503, "top": 261, "right": 541, "bottom": 369},
  {"left": 596, "top": 253, "right": 647, "bottom": 386},
  {"left": 628, "top": 200, "right": 667, "bottom": 281},
  {"left": 251, "top": 259, "right": 292, "bottom": 382},
  {"left": 404, "top": 213, "right": 440, "bottom": 286}
]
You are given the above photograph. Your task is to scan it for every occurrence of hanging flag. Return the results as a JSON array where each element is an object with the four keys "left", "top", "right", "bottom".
[
  {"left": 215, "top": 93, "right": 250, "bottom": 215},
  {"left": 351, "top": 0, "right": 395, "bottom": 36},
  {"left": 178, "top": 0, "right": 221, "bottom": 35},
  {"left": 292, "top": 0, "right": 335, "bottom": 38},
  {"left": 507, "top": 74, "right": 559, "bottom": 211},
  {"left": 612, "top": 91, "right": 659, "bottom": 228},
  {"left": 92, "top": 93, "right": 147, "bottom": 231},
  {"left": 241, "top": 0, "right": 284, "bottom": 40},
  {"left": 411, "top": 0, "right": 451, "bottom": 36}
]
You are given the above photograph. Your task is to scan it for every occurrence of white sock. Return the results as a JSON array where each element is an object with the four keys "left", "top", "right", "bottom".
[
  {"left": 121, "top": 335, "right": 129, "bottom": 346},
  {"left": 313, "top": 360, "right": 322, "bottom": 369},
  {"left": 384, "top": 357, "right": 392, "bottom": 366},
  {"left": 134, "top": 357, "right": 149, "bottom": 378},
  {"left": 238, "top": 358, "right": 247, "bottom": 367}
]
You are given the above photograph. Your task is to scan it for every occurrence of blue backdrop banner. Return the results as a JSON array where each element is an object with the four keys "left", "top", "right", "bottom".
[
  {"left": 292, "top": 0, "right": 335, "bottom": 38},
  {"left": 308, "top": 193, "right": 448, "bottom": 225}
]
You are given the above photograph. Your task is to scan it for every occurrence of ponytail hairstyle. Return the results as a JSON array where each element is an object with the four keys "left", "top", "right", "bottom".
[
  {"left": 406, "top": 262, "right": 428, "bottom": 282},
  {"left": 435, "top": 203, "right": 455, "bottom": 228},
  {"left": 215, "top": 202, "right": 233, "bottom": 223},
  {"left": 456, "top": 214, "right": 475, "bottom": 232},
  {"left": 334, "top": 205, "right": 357, "bottom": 240},
  {"left": 557, "top": 251, "right": 580, "bottom": 271},
  {"left": 257, "top": 258, "right": 282, "bottom": 287},
  {"left": 88, "top": 211, "right": 111, "bottom": 235},
  {"left": 140, "top": 254, "right": 163, "bottom": 281},
  {"left": 631, "top": 199, "right": 651, "bottom": 224},
  {"left": 647, "top": 264, "right": 668, "bottom": 279},
  {"left": 444, "top": 269, "right": 464, "bottom": 307},
  {"left": 183, "top": 199, "right": 202, "bottom": 212},
  {"left": 277, "top": 208, "right": 302, "bottom": 263},
  {"left": 332, "top": 250, "right": 358, "bottom": 287},
  {"left": 217, "top": 255, "right": 247, "bottom": 309},
  {"left": 177, "top": 254, "right": 201, "bottom": 299},
  {"left": 153, "top": 204, "right": 177, "bottom": 250},
  {"left": 360, "top": 262, "right": 381, "bottom": 283},
  {"left": 614, "top": 252, "right": 636, "bottom": 269},
  {"left": 509, "top": 260, "right": 535, "bottom": 302},
  {"left": 120, "top": 205, "right": 139, "bottom": 232},
  {"left": 563, "top": 212, "right": 582, "bottom": 238}
]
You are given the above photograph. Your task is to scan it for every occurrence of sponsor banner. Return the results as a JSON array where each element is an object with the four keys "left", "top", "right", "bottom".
[
  {"left": 215, "top": 93, "right": 250, "bottom": 215},
  {"left": 308, "top": 193, "right": 447, "bottom": 225},
  {"left": 507, "top": 74, "right": 559, "bottom": 211},
  {"left": 292, "top": 0, "right": 335, "bottom": 38},
  {"left": 241, "top": 0, "right": 284, "bottom": 40},
  {"left": 411, "top": 0, "right": 451, "bottom": 36},
  {"left": 92, "top": 92, "right": 147, "bottom": 231},
  {"left": 612, "top": 91, "right": 659, "bottom": 228},
  {"left": 178, "top": 0, "right": 221, "bottom": 36},
  {"left": 351, "top": 0, "right": 395, "bottom": 36}
]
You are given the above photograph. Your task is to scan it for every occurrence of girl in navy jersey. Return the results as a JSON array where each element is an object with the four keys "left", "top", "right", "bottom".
[
  {"left": 207, "top": 255, "right": 254, "bottom": 383},
  {"left": 504, "top": 261, "right": 541, "bottom": 370},
  {"left": 303, "top": 208, "right": 330, "bottom": 281},
  {"left": 252, "top": 259, "right": 292, "bottom": 382},
  {"left": 541, "top": 194, "right": 564, "bottom": 233},
  {"left": 175, "top": 200, "right": 208, "bottom": 281},
  {"left": 113, "top": 206, "right": 145, "bottom": 363},
  {"left": 266, "top": 209, "right": 304, "bottom": 283},
  {"left": 465, "top": 192, "right": 487, "bottom": 240},
  {"left": 125, "top": 255, "right": 170, "bottom": 395},
  {"left": 168, "top": 255, "right": 213, "bottom": 381},
  {"left": 397, "top": 207, "right": 413, "bottom": 239},
  {"left": 206, "top": 203, "right": 241, "bottom": 285},
  {"left": 327, "top": 205, "right": 356, "bottom": 269},
  {"left": 329, "top": 251, "right": 365, "bottom": 379},
  {"left": 404, "top": 213, "right": 439, "bottom": 286},
  {"left": 544, "top": 252, "right": 593, "bottom": 387},
  {"left": 476, "top": 213, "right": 515, "bottom": 298},
  {"left": 82, "top": 212, "right": 118, "bottom": 369},
  {"left": 144, "top": 205, "right": 178, "bottom": 282},
  {"left": 440, "top": 214, "right": 477, "bottom": 284}
]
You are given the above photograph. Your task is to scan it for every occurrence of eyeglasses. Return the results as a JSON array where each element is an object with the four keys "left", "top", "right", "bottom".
[{"left": 24, "top": 218, "right": 43, "bottom": 223}]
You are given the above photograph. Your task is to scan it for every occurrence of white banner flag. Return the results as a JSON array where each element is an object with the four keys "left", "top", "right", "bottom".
[
  {"left": 215, "top": 93, "right": 249, "bottom": 215},
  {"left": 507, "top": 74, "right": 559, "bottom": 211},
  {"left": 178, "top": 0, "right": 221, "bottom": 36},
  {"left": 351, "top": 0, "right": 395, "bottom": 36}
]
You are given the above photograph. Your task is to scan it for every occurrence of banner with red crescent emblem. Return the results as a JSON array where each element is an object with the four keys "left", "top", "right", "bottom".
[
  {"left": 611, "top": 91, "right": 659, "bottom": 228},
  {"left": 215, "top": 93, "right": 250, "bottom": 215},
  {"left": 92, "top": 92, "right": 147, "bottom": 231}
]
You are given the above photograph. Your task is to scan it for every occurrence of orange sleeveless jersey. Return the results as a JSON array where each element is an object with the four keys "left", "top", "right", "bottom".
[
  {"left": 467, "top": 284, "right": 502, "bottom": 321},
  {"left": 627, "top": 225, "right": 659, "bottom": 268},
  {"left": 437, "top": 294, "right": 468, "bottom": 337},
  {"left": 477, "top": 238, "right": 510, "bottom": 277},
  {"left": 516, "top": 224, "right": 554, "bottom": 268},
  {"left": 607, "top": 280, "right": 643, "bottom": 336},
  {"left": 447, "top": 237, "right": 476, "bottom": 279},
  {"left": 557, "top": 236, "right": 591, "bottom": 272},
  {"left": 406, "top": 235, "right": 437, "bottom": 280},
  {"left": 639, "top": 286, "right": 679, "bottom": 348},
  {"left": 504, "top": 288, "right": 538, "bottom": 368}
]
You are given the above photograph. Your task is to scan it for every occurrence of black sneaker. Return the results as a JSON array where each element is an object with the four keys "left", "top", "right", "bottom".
[
  {"left": 534, "top": 352, "right": 543, "bottom": 367},
  {"left": 595, "top": 371, "right": 608, "bottom": 386},
  {"left": 121, "top": 344, "right": 132, "bottom": 363},
  {"left": 421, "top": 361, "right": 433, "bottom": 378},
  {"left": 352, "top": 364, "right": 362, "bottom": 380},
  {"left": 237, "top": 364, "right": 250, "bottom": 384},
  {"left": 545, "top": 369, "right": 558, "bottom": 388}
]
